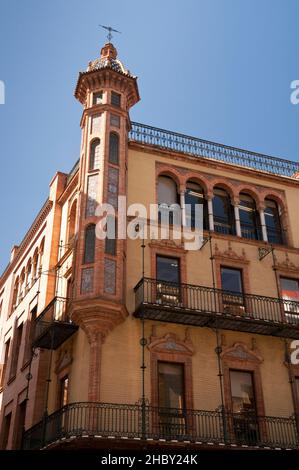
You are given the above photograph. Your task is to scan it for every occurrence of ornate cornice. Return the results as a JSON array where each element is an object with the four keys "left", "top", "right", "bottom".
[{"left": 0, "top": 199, "right": 53, "bottom": 286}]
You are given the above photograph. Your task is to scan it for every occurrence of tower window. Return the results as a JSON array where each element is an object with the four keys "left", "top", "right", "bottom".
[
  {"left": 92, "top": 91, "right": 103, "bottom": 105},
  {"left": 109, "top": 133, "right": 119, "bottom": 164},
  {"left": 89, "top": 139, "right": 101, "bottom": 171},
  {"left": 83, "top": 224, "right": 96, "bottom": 264},
  {"left": 111, "top": 91, "right": 121, "bottom": 107},
  {"left": 110, "top": 114, "right": 120, "bottom": 128}
]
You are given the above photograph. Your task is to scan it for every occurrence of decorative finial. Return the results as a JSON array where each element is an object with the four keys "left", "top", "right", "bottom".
[{"left": 99, "top": 24, "right": 121, "bottom": 43}]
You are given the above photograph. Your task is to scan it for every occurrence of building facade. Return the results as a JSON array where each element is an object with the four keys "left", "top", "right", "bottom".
[{"left": 1, "top": 41, "right": 299, "bottom": 450}]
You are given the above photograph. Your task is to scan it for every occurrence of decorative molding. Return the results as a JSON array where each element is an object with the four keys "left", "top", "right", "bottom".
[
  {"left": 55, "top": 341, "right": 73, "bottom": 375},
  {"left": 213, "top": 241, "right": 249, "bottom": 264},
  {"left": 275, "top": 252, "right": 299, "bottom": 275},
  {"left": 148, "top": 331, "right": 194, "bottom": 356},
  {"left": 221, "top": 342, "right": 263, "bottom": 364}
]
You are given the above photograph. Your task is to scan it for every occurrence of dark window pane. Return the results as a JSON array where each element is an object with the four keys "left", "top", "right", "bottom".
[
  {"left": 109, "top": 133, "right": 119, "bottom": 164},
  {"left": 93, "top": 91, "right": 103, "bottom": 105},
  {"left": 213, "top": 188, "right": 235, "bottom": 235},
  {"left": 230, "top": 370, "right": 256, "bottom": 414},
  {"left": 111, "top": 91, "right": 121, "bottom": 107},
  {"left": 239, "top": 194, "right": 261, "bottom": 240},
  {"left": 83, "top": 225, "right": 96, "bottom": 264},
  {"left": 265, "top": 199, "right": 283, "bottom": 244},
  {"left": 157, "top": 256, "right": 180, "bottom": 284},
  {"left": 158, "top": 362, "right": 184, "bottom": 410},
  {"left": 185, "top": 182, "right": 208, "bottom": 230},
  {"left": 221, "top": 267, "right": 243, "bottom": 294}
]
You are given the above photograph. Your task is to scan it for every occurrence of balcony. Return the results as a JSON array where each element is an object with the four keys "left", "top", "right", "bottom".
[
  {"left": 33, "top": 297, "right": 78, "bottom": 350},
  {"left": 134, "top": 278, "right": 299, "bottom": 339},
  {"left": 22, "top": 402, "right": 299, "bottom": 450}
]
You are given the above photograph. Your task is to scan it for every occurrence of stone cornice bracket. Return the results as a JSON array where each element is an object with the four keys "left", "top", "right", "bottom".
[{"left": 69, "top": 298, "right": 129, "bottom": 344}]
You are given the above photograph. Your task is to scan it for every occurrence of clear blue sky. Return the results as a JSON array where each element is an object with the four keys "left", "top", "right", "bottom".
[{"left": 0, "top": 0, "right": 298, "bottom": 272}]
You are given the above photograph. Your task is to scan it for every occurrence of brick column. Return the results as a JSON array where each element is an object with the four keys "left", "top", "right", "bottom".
[{"left": 88, "top": 331, "right": 103, "bottom": 402}]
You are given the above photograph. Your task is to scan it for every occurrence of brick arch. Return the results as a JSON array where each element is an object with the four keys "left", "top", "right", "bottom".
[
  {"left": 236, "top": 185, "right": 261, "bottom": 208},
  {"left": 156, "top": 166, "right": 183, "bottom": 188},
  {"left": 211, "top": 179, "right": 237, "bottom": 202},
  {"left": 184, "top": 173, "right": 210, "bottom": 195},
  {"left": 261, "top": 190, "right": 286, "bottom": 211}
]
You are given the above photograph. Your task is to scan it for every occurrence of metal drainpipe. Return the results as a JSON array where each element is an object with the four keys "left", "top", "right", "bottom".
[
  {"left": 209, "top": 235, "right": 227, "bottom": 442},
  {"left": 140, "top": 231, "right": 147, "bottom": 439}
]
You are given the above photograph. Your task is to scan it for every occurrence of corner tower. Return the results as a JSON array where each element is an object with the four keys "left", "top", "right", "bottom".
[{"left": 71, "top": 42, "right": 139, "bottom": 401}]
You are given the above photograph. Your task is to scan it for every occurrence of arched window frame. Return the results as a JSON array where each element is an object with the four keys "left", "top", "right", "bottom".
[
  {"left": 213, "top": 187, "right": 235, "bottom": 235},
  {"left": 157, "top": 175, "right": 180, "bottom": 225},
  {"left": 185, "top": 180, "right": 209, "bottom": 230},
  {"left": 89, "top": 138, "right": 101, "bottom": 171},
  {"left": 239, "top": 193, "right": 261, "bottom": 241},
  {"left": 109, "top": 132, "right": 119, "bottom": 165},
  {"left": 83, "top": 224, "right": 96, "bottom": 265},
  {"left": 67, "top": 199, "right": 77, "bottom": 245},
  {"left": 264, "top": 198, "right": 284, "bottom": 245}
]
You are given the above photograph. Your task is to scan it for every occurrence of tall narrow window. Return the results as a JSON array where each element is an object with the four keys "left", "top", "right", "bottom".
[
  {"left": 86, "top": 174, "right": 98, "bottom": 217},
  {"left": 109, "top": 133, "right": 119, "bottom": 164},
  {"left": 213, "top": 187, "right": 235, "bottom": 235},
  {"left": 12, "top": 277, "right": 19, "bottom": 309},
  {"left": 185, "top": 180, "right": 208, "bottom": 230},
  {"left": 24, "top": 306, "right": 37, "bottom": 365},
  {"left": 158, "top": 362, "right": 184, "bottom": 409},
  {"left": 67, "top": 200, "right": 77, "bottom": 244},
  {"left": 157, "top": 176, "right": 180, "bottom": 225},
  {"left": 111, "top": 91, "right": 121, "bottom": 107},
  {"left": 156, "top": 256, "right": 180, "bottom": 305},
  {"left": 239, "top": 193, "right": 261, "bottom": 240},
  {"left": 280, "top": 277, "right": 299, "bottom": 321},
  {"left": 2, "top": 412, "right": 12, "bottom": 449},
  {"left": 230, "top": 370, "right": 256, "bottom": 414},
  {"left": 0, "top": 339, "right": 10, "bottom": 388},
  {"left": 10, "top": 322, "right": 23, "bottom": 379},
  {"left": 264, "top": 199, "right": 283, "bottom": 244},
  {"left": 15, "top": 400, "right": 26, "bottom": 449},
  {"left": 89, "top": 139, "right": 101, "bottom": 171},
  {"left": 221, "top": 267, "right": 244, "bottom": 315},
  {"left": 83, "top": 225, "right": 96, "bottom": 264},
  {"left": 59, "top": 376, "right": 69, "bottom": 408}
]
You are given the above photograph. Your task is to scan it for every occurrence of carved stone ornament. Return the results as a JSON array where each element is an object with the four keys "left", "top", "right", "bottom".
[{"left": 221, "top": 342, "right": 263, "bottom": 364}]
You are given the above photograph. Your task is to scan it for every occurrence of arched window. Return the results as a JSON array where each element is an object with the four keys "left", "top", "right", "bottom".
[
  {"left": 109, "top": 133, "right": 119, "bottom": 165},
  {"left": 213, "top": 187, "right": 235, "bottom": 235},
  {"left": 185, "top": 180, "right": 208, "bottom": 230},
  {"left": 25, "top": 259, "right": 32, "bottom": 292},
  {"left": 158, "top": 175, "right": 180, "bottom": 225},
  {"left": 264, "top": 199, "right": 283, "bottom": 244},
  {"left": 67, "top": 200, "right": 77, "bottom": 244},
  {"left": 12, "top": 276, "right": 19, "bottom": 308},
  {"left": 239, "top": 193, "right": 261, "bottom": 240},
  {"left": 19, "top": 269, "right": 25, "bottom": 301},
  {"left": 83, "top": 224, "right": 96, "bottom": 264},
  {"left": 32, "top": 248, "right": 39, "bottom": 282},
  {"left": 89, "top": 139, "right": 101, "bottom": 171}
]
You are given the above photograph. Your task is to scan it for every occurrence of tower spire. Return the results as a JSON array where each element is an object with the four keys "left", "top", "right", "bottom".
[{"left": 99, "top": 25, "right": 121, "bottom": 43}]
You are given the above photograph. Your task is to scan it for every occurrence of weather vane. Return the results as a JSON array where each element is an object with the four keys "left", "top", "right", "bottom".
[{"left": 99, "top": 25, "right": 121, "bottom": 43}]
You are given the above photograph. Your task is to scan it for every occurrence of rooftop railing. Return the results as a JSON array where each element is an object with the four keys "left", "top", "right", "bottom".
[{"left": 129, "top": 122, "right": 299, "bottom": 178}]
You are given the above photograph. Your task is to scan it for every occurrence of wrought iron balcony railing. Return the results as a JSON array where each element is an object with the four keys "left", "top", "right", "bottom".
[
  {"left": 22, "top": 401, "right": 299, "bottom": 450},
  {"left": 134, "top": 278, "right": 299, "bottom": 339},
  {"left": 129, "top": 122, "right": 299, "bottom": 178},
  {"left": 33, "top": 296, "right": 78, "bottom": 350}
]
